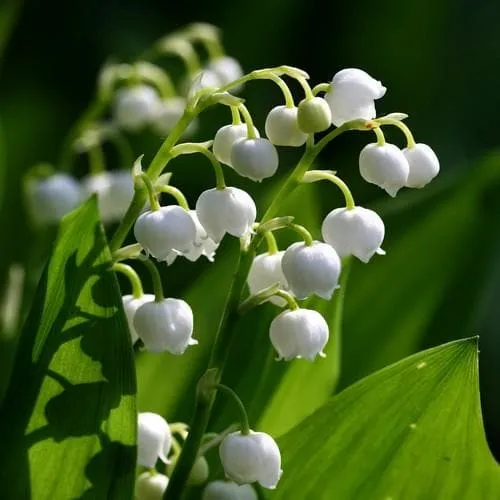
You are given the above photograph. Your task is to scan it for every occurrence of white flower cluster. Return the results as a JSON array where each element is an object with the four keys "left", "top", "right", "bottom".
[{"left": 135, "top": 411, "right": 279, "bottom": 498}]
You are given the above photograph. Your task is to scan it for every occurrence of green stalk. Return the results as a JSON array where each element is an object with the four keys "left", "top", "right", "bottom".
[{"left": 164, "top": 119, "right": 365, "bottom": 499}]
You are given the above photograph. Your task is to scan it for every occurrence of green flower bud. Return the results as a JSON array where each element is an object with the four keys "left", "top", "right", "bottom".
[
  {"left": 188, "top": 456, "right": 210, "bottom": 486},
  {"left": 297, "top": 97, "right": 332, "bottom": 134}
]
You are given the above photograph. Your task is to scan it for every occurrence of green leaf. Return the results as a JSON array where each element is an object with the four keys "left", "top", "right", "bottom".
[
  {"left": 266, "top": 338, "right": 500, "bottom": 500},
  {"left": 0, "top": 198, "right": 137, "bottom": 499}
]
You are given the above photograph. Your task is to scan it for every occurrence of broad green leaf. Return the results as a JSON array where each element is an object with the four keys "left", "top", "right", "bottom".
[
  {"left": 267, "top": 338, "right": 500, "bottom": 500},
  {"left": 0, "top": 198, "right": 137, "bottom": 499},
  {"left": 340, "top": 154, "right": 500, "bottom": 389}
]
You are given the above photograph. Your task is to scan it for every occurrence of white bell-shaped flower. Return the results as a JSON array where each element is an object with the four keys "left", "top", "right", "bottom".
[
  {"left": 321, "top": 206, "right": 385, "bottom": 263},
  {"left": 122, "top": 294, "right": 155, "bottom": 344},
  {"left": 135, "top": 472, "right": 169, "bottom": 500},
  {"left": 203, "top": 481, "right": 257, "bottom": 500},
  {"left": 133, "top": 298, "right": 196, "bottom": 355},
  {"left": 134, "top": 206, "right": 197, "bottom": 261},
  {"left": 359, "top": 143, "right": 409, "bottom": 197},
  {"left": 219, "top": 431, "right": 282, "bottom": 489},
  {"left": 297, "top": 97, "right": 332, "bottom": 134},
  {"left": 137, "top": 412, "right": 172, "bottom": 468},
  {"left": 29, "top": 173, "right": 82, "bottom": 225},
  {"left": 152, "top": 97, "right": 198, "bottom": 137},
  {"left": 113, "top": 84, "right": 162, "bottom": 131},
  {"left": 213, "top": 124, "right": 260, "bottom": 166},
  {"left": 265, "top": 106, "right": 307, "bottom": 147},
  {"left": 82, "top": 170, "right": 134, "bottom": 223},
  {"left": 230, "top": 138, "right": 279, "bottom": 182},
  {"left": 403, "top": 143, "right": 440, "bottom": 188},
  {"left": 270, "top": 308, "right": 329, "bottom": 361},
  {"left": 247, "top": 251, "right": 289, "bottom": 307},
  {"left": 207, "top": 56, "right": 244, "bottom": 88},
  {"left": 164, "top": 210, "right": 219, "bottom": 265},
  {"left": 196, "top": 187, "right": 257, "bottom": 243},
  {"left": 324, "top": 68, "right": 386, "bottom": 127},
  {"left": 282, "top": 241, "right": 341, "bottom": 300}
]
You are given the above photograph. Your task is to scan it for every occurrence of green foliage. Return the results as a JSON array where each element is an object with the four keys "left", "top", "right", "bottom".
[
  {"left": 267, "top": 338, "right": 500, "bottom": 500},
  {"left": 0, "top": 198, "right": 137, "bottom": 499}
]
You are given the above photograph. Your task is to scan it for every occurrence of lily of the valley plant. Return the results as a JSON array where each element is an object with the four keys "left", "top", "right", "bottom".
[{"left": 25, "top": 22, "right": 439, "bottom": 499}]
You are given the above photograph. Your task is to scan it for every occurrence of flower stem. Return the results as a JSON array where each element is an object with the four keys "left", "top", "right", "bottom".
[
  {"left": 139, "top": 173, "right": 160, "bottom": 211},
  {"left": 266, "top": 73, "right": 295, "bottom": 108},
  {"left": 157, "top": 185, "right": 190, "bottom": 210},
  {"left": 112, "top": 263, "right": 143, "bottom": 298},
  {"left": 213, "top": 384, "right": 250, "bottom": 434},
  {"left": 312, "top": 82, "right": 331, "bottom": 96},
  {"left": 230, "top": 105, "right": 242, "bottom": 125},
  {"left": 237, "top": 103, "right": 257, "bottom": 139},
  {"left": 289, "top": 223, "right": 314, "bottom": 246},
  {"left": 264, "top": 231, "right": 278, "bottom": 254},
  {"left": 376, "top": 116, "right": 416, "bottom": 147},
  {"left": 302, "top": 170, "right": 355, "bottom": 209},
  {"left": 274, "top": 290, "right": 299, "bottom": 310},
  {"left": 142, "top": 259, "right": 164, "bottom": 302},
  {"left": 373, "top": 126, "right": 386, "bottom": 146}
]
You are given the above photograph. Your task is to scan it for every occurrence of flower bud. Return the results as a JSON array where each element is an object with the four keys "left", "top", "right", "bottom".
[
  {"left": 359, "top": 143, "right": 409, "bottom": 197},
  {"left": 188, "top": 456, "right": 210, "bottom": 486},
  {"left": 219, "top": 431, "right": 282, "bottom": 489},
  {"left": 29, "top": 173, "right": 82, "bottom": 225},
  {"left": 134, "top": 206, "right": 197, "bottom": 261},
  {"left": 137, "top": 412, "right": 172, "bottom": 468},
  {"left": 247, "top": 251, "right": 289, "bottom": 307},
  {"left": 207, "top": 56, "right": 244, "bottom": 88},
  {"left": 152, "top": 97, "right": 198, "bottom": 137},
  {"left": 213, "top": 124, "right": 260, "bottom": 166},
  {"left": 270, "top": 308, "right": 329, "bottom": 361},
  {"left": 122, "top": 294, "right": 155, "bottom": 344},
  {"left": 203, "top": 481, "right": 258, "bottom": 500},
  {"left": 113, "top": 84, "right": 162, "bottom": 131},
  {"left": 165, "top": 210, "right": 219, "bottom": 265},
  {"left": 282, "top": 241, "right": 341, "bottom": 300},
  {"left": 321, "top": 206, "right": 385, "bottom": 263},
  {"left": 196, "top": 187, "right": 257, "bottom": 243},
  {"left": 403, "top": 143, "right": 440, "bottom": 188},
  {"left": 185, "top": 69, "right": 223, "bottom": 96},
  {"left": 133, "top": 298, "right": 196, "bottom": 354},
  {"left": 82, "top": 171, "right": 134, "bottom": 223},
  {"left": 265, "top": 106, "right": 308, "bottom": 147},
  {"left": 230, "top": 138, "right": 279, "bottom": 182},
  {"left": 297, "top": 97, "right": 332, "bottom": 133},
  {"left": 324, "top": 68, "right": 386, "bottom": 127},
  {"left": 135, "top": 472, "right": 169, "bottom": 500}
]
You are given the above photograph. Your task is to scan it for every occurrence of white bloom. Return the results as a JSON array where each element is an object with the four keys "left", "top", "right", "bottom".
[
  {"left": 324, "top": 68, "right": 386, "bottom": 127},
  {"left": 196, "top": 187, "right": 257, "bottom": 243},
  {"left": 270, "top": 308, "right": 329, "bottom": 361},
  {"left": 133, "top": 298, "right": 196, "bottom": 355},
  {"left": 203, "top": 481, "right": 257, "bottom": 500},
  {"left": 113, "top": 84, "right": 162, "bottom": 131},
  {"left": 297, "top": 97, "right": 332, "bottom": 134},
  {"left": 230, "top": 138, "right": 279, "bottom": 182},
  {"left": 164, "top": 210, "right": 219, "bottom": 265},
  {"left": 122, "top": 294, "right": 155, "bottom": 344},
  {"left": 219, "top": 431, "right": 282, "bottom": 489},
  {"left": 137, "top": 412, "right": 172, "bottom": 468},
  {"left": 82, "top": 170, "right": 134, "bottom": 223},
  {"left": 265, "top": 106, "right": 307, "bottom": 147},
  {"left": 188, "top": 456, "right": 210, "bottom": 486},
  {"left": 321, "top": 206, "right": 385, "bottom": 263},
  {"left": 134, "top": 206, "right": 197, "bottom": 261},
  {"left": 213, "top": 124, "right": 260, "bottom": 166},
  {"left": 152, "top": 97, "right": 198, "bottom": 137},
  {"left": 207, "top": 56, "right": 244, "bottom": 88},
  {"left": 282, "top": 241, "right": 341, "bottom": 300},
  {"left": 403, "top": 143, "right": 440, "bottom": 188},
  {"left": 135, "top": 472, "right": 169, "bottom": 500},
  {"left": 247, "top": 251, "right": 289, "bottom": 307},
  {"left": 359, "top": 143, "right": 409, "bottom": 197},
  {"left": 29, "top": 173, "right": 82, "bottom": 225}
]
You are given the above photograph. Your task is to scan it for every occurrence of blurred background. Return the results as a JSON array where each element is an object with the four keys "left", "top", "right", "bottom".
[{"left": 1, "top": 0, "right": 500, "bottom": 464}]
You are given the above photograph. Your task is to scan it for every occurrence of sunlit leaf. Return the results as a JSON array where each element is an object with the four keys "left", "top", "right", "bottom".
[
  {"left": 266, "top": 338, "right": 500, "bottom": 500},
  {"left": 0, "top": 198, "right": 136, "bottom": 499}
]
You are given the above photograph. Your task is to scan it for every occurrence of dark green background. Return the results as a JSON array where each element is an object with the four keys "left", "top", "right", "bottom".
[{"left": 1, "top": 0, "right": 500, "bottom": 462}]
